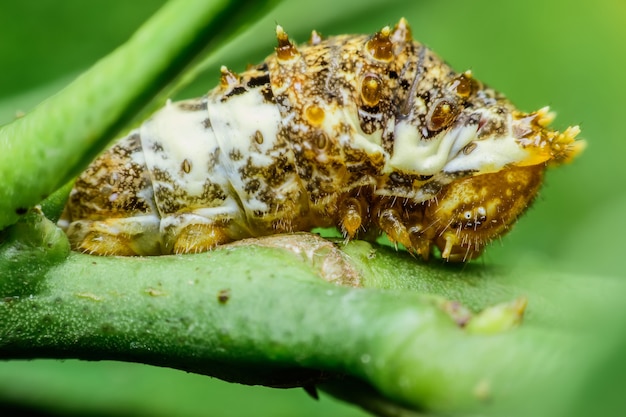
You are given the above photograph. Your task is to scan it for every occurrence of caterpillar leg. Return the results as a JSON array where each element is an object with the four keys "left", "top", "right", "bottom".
[
  {"left": 64, "top": 215, "right": 234, "bottom": 255},
  {"left": 170, "top": 223, "right": 231, "bottom": 254},
  {"left": 64, "top": 216, "right": 162, "bottom": 256},
  {"left": 368, "top": 199, "right": 434, "bottom": 260},
  {"left": 338, "top": 196, "right": 368, "bottom": 239},
  {"left": 160, "top": 213, "right": 236, "bottom": 255},
  {"left": 77, "top": 230, "right": 139, "bottom": 256},
  {"left": 377, "top": 207, "right": 412, "bottom": 250}
]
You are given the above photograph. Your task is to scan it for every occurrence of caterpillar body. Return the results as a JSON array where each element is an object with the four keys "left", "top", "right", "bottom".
[{"left": 59, "top": 19, "right": 584, "bottom": 261}]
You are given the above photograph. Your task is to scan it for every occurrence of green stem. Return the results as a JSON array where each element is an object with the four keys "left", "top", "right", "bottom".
[
  {"left": 0, "top": 0, "right": 279, "bottom": 230},
  {"left": 0, "top": 214, "right": 584, "bottom": 416}
]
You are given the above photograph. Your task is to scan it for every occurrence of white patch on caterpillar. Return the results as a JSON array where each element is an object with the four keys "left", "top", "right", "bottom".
[
  {"left": 389, "top": 120, "right": 477, "bottom": 175},
  {"left": 345, "top": 107, "right": 386, "bottom": 154},
  {"left": 141, "top": 98, "right": 241, "bottom": 220},
  {"left": 444, "top": 134, "right": 530, "bottom": 174},
  {"left": 208, "top": 87, "right": 288, "bottom": 216}
]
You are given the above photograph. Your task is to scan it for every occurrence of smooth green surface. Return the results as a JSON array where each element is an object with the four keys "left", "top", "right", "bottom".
[{"left": 1, "top": 0, "right": 625, "bottom": 416}]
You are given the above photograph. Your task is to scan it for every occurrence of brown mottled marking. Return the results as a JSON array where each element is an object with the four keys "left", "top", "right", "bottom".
[
  {"left": 253, "top": 130, "right": 264, "bottom": 144},
  {"left": 217, "top": 288, "right": 231, "bottom": 304},
  {"left": 181, "top": 159, "right": 191, "bottom": 174}
]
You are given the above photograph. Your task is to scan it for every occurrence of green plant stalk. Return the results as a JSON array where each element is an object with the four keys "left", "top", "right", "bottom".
[
  {"left": 0, "top": 215, "right": 585, "bottom": 417},
  {"left": 0, "top": 0, "right": 279, "bottom": 230}
]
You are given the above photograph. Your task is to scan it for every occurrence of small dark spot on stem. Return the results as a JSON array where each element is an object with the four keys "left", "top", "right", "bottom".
[
  {"left": 218, "top": 288, "right": 231, "bottom": 304},
  {"left": 15, "top": 207, "right": 28, "bottom": 215},
  {"left": 145, "top": 288, "right": 166, "bottom": 297}
]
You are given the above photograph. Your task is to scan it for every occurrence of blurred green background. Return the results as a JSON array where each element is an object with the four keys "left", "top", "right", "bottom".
[{"left": 1, "top": 0, "right": 625, "bottom": 415}]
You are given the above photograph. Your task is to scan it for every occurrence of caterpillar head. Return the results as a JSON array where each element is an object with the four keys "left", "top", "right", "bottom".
[
  {"left": 414, "top": 164, "right": 547, "bottom": 261},
  {"left": 383, "top": 42, "right": 585, "bottom": 260},
  {"left": 403, "top": 99, "right": 584, "bottom": 260}
]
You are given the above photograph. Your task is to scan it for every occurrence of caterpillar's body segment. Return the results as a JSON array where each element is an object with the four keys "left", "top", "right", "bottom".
[{"left": 59, "top": 19, "right": 584, "bottom": 261}]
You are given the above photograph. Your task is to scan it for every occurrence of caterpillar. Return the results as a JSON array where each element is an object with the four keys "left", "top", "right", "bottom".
[{"left": 58, "top": 18, "right": 584, "bottom": 261}]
